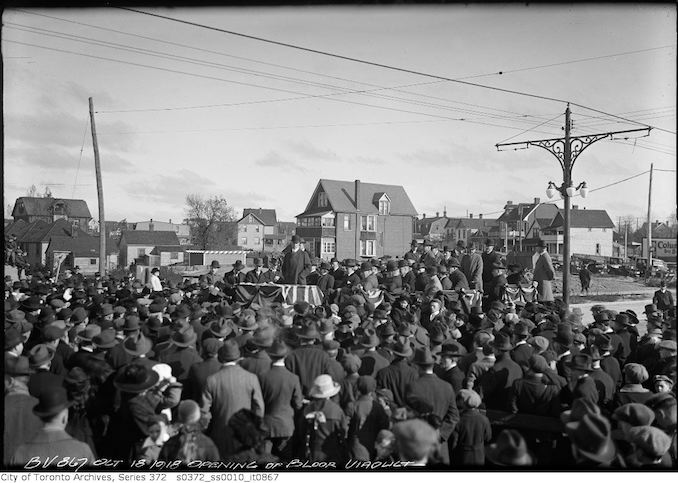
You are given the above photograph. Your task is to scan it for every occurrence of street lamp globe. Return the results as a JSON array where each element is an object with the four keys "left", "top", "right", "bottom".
[
  {"left": 546, "top": 183, "right": 557, "bottom": 199},
  {"left": 580, "top": 182, "right": 589, "bottom": 198},
  {"left": 566, "top": 185, "right": 576, "bottom": 197}
]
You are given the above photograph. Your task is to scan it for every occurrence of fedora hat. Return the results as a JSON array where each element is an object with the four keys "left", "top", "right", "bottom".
[
  {"left": 360, "top": 329, "right": 380, "bottom": 348},
  {"left": 6, "top": 355, "right": 34, "bottom": 376},
  {"left": 593, "top": 334, "right": 613, "bottom": 351},
  {"left": 210, "top": 318, "right": 233, "bottom": 338},
  {"left": 78, "top": 324, "right": 102, "bottom": 343},
  {"left": 251, "top": 330, "right": 274, "bottom": 349},
  {"left": 266, "top": 339, "right": 289, "bottom": 359},
  {"left": 412, "top": 347, "right": 436, "bottom": 366},
  {"left": 567, "top": 353, "right": 594, "bottom": 372},
  {"left": 486, "top": 429, "right": 533, "bottom": 466},
  {"left": 391, "top": 340, "right": 413, "bottom": 358},
  {"left": 93, "top": 328, "right": 118, "bottom": 349},
  {"left": 210, "top": 260, "right": 220, "bottom": 269},
  {"left": 377, "top": 322, "right": 396, "bottom": 338},
  {"left": 28, "top": 344, "right": 55, "bottom": 368},
  {"left": 440, "top": 341, "right": 465, "bottom": 358},
  {"left": 492, "top": 332, "right": 513, "bottom": 351},
  {"left": 174, "top": 304, "right": 191, "bottom": 319},
  {"left": 536, "top": 239, "right": 546, "bottom": 248},
  {"left": 4, "top": 327, "right": 23, "bottom": 350},
  {"left": 232, "top": 260, "right": 245, "bottom": 270},
  {"left": 33, "top": 387, "right": 73, "bottom": 418},
  {"left": 6, "top": 309, "right": 26, "bottom": 326},
  {"left": 218, "top": 339, "right": 241, "bottom": 363},
  {"left": 236, "top": 311, "right": 258, "bottom": 331},
  {"left": 560, "top": 397, "right": 602, "bottom": 425},
  {"left": 123, "top": 315, "right": 141, "bottom": 333},
  {"left": 114, "top": 363, "right": 160, "bottom": 393},
  {"left": 171, "top": 326, "right": 197, "bottom": 347},
  {"left": 565, "top": 413, "right": 616, "bottom": 464},
  {"left": 309, "top": 374, "right": 340, "bottom": 399},
  {"left": 21, "top": 296, "right": 42, "bottom": 311},
  {"left": 123, "top": 332, "right": 153, "bottom": 357}
]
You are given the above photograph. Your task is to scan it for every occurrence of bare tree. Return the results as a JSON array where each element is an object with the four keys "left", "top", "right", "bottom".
[
  {"left": 26, "top": 184, "right": 39, "bottom": 197},
  {"left": 185, "top": 194, "right": 236, "bottom": 250}
]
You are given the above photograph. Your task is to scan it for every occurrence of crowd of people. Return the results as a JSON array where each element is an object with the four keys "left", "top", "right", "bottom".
[{"left": 3, "top": 236, "right": 677, "bottom": 469}]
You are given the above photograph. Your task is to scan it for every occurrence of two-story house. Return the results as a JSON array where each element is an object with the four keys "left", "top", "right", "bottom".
[
  {"left": 236, "top": 209, "right": 277, "bottom": 251},
  {"left": 296, "top": 179, "right": 418, "bottom": 260},
  {"left": 542, "top": 207, "right": 615, "bottom": 257},
  {"left": 497, "top": 199, "right": 559, "bottom": 250},
  {"left": 130, "top": 219, "right": 191, "bottom": 245},
  {"left": 12, "top": 197, "right": 92, "bottom": 230},
  {"left": 118, "top": 230, "right": 181, "bottom": 268}
]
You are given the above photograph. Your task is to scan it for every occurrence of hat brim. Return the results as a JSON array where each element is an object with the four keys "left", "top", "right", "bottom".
[
  {"left": 114, "top": 371, "right": 160, "bottom": 393},
  {"left": 172, "top": 335, "right": 197, "bottom": 347},
  {"left": 392, "top": 348, "right": 413, "bottom": 358},
  {"left": 309, "top": 382, "right": 341, "bottom": 399},
  {"left": 94, "top": 340, "right": 118, "bottom": 349},
  {"left": 33, "top": 400, "right": 73, "bottom": 418},
  {"left": 123, "top": 341, "right": 153, "bottom": 357},
  {"left": 565, "top": 423, "right": 616, "bottom": 464},
  {"left": 485, "top": 445, "right": 534, "bottom": 466}
]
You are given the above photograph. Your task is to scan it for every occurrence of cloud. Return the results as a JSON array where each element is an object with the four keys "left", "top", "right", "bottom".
[
  {"left": 254, "top": 151, "right": 304, "bottom": 171},
  {"left": 286, "top": 141, "right": 340, "bottom": 163}
]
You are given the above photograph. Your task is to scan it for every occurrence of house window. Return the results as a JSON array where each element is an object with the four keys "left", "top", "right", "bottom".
[
  {"left": 322, "top": 217, "right": 335, "bottom": 227},
  {"left": 239, "top": 225, "right": 246, "bottom": 232},
  {"left": 90, "top": 258, "right": 97, "bottom": 265},
  {"left": 241, "top": 237, "right": 248, "bottom": 245},
  {"left": 322, "top": 241, "right": 336, "bottom": 254},
  {"left": 318, "top": 191, "right": 328, "bottom": 208},
  {"left": 596, "top": 243, "right": 601, "bottom": 255},
  {"left": 360, "top": 215, "right": 376, "bottom": 232},
  {"left": 360, "top": 240, "right": 376, "bottom": 256},
  {"left": 254, "top": 237, "right": 260, "bottom": 245},
  {"left": 343, "top": 215, "right": 351, "bottom": 231},
  {"left": 379, "top": 199, "right": 390, "bottom": 215},
  {"left": 255, "top": 226, "right": 260, "bottom": 233}
]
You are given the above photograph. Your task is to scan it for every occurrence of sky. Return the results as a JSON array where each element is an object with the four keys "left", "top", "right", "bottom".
[{"left": 3, "top": 4, "right": 676, "bottom": 227}]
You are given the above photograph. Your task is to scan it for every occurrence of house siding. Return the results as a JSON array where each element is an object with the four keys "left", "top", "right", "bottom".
[
  {"left": 237, "top": 217, "right": 265, "bottom": 250},
  {"left": 336, "top": 212, "right": 356, "bottom": 261}
]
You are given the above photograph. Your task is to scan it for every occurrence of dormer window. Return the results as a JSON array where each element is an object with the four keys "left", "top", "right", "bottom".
[
  {"left": 318, "top": 191, "right": 328, "bottom": 208},
  {"left": 378, "top": 194, "right": 391, "bottom": 215}
]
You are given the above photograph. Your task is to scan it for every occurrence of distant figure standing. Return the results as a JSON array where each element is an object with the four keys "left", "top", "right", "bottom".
[
  {"left": 579, "top": 265, "right": 591, "bottom": 295},
  {"left": 282, "top": 235, "right": 311, "bottom": 285},
  {"left": 653, "top": 281, "right": 674, "bottom": 313},
  {"left": 533, "top": 240, "right": 555, "bottom": 302}
]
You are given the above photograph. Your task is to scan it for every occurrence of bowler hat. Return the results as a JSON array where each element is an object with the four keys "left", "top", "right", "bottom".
[
  {"left": 386, "top": 260, "right": 398, "bottom": 271},
  {"left": 123, "top": 332, "right": 153, "bottom": 357},
  {"left": 291, "top": 235, "right": 301, "bottom": 243},
  {"left": 114, "top": 363, "right": 160, "bottom": 393},
  {"left": 568, "top": 353, "right": 594, "bottom": 372},
  {"left": 93, "top": 328, "right": 117, "bottom": 349},
  {"left": 492, "top": 332, "right": 513, "bottom": 351},
  {"left": 309, "top": 374, "right": 340, "bottom": 399},
  {"left": 565, "top": 413, "right": 616, "bottom": 464},
  {"left": 218, "top": 339, "right": 241, "bottom": 362},
  {"left": 253, "top": 258, "right": 264, "bottom": 267},
  {"left": 360, "top": 261, "right": 373, "bottom": 272},
  {"left": 210, "top": 260, "right": 220, "bottom": 269},
  {"left": 412, "top": 347, "right": 436, "bottom": 365},
  {"left": 486, "top": 429, "right": 533, "bottom": 466},
  {"left": 536, "top": 239, "right": 546, "bottom": 248},
  {"left": 33, "top": 387, "right": 73, "bottom": 418},
  {"left": 28, "top": 344, "right": 55, "bottom": 368}
]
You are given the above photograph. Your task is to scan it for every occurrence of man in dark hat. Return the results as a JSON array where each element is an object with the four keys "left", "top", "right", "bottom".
[
  {"left": 652, "top": 280, "right": 674, "bottom": 314},
  {"left": 358, "top": 329, "right": 390, "bottom": 378},
  {"left": 316, "top": 262, "right": 335, "bottom": 300},
  {"left": 201, "top": 340, "right": 264, "bottom": 457},
  {"left": 343, "top": 259, "right": 362, "bottom": 288},
  {"left": 245, "top": 258, "right": 269, "bottom": 284},
  {"left": 563, "top": 353, "right": 599, "bottom": 406},
  {"left": 185, "top": 338, "right": 223, "bottom": 402},
  {"left": 4, "top": 356, "right": 42, "bottom": 466},
  {"left": 259, "top": 340, "right": 303, "bottom": 459},
  {"left": 381, "top": 259, "right": 403, "bottom": 295},
  {"left": 484, "top": 260, "right": 508, "bottom": 310},
  {"left": 329, "top": 258, "right": 346, "bottom": 289},
  {"left": 375, "top": 341, "right": 418, "bottom": 407},
  {"left": 398, "top": 259, "right": 417, "bottom": 292},
  {"left": 481, "top": 239, "right": 502, "bottom": 287},
  {"left": 240, "top": 331, "right": 274, "bottom": 379},
  {"left": 157, "top": 326, "right": 203, "bottom": 384},
  {"left": 405, "top": 347, "right": 460, "bottom": 465},
  {"left": 461, "top": 242, "right": 483, "bottom": 291},
  {"left": 510, "top": 355, "right": 561, "bottom": 418},
  {"left": 11, "top": 387, "right": 94, "bottom": 467},
  {"left": 435, "top": 342, "right": 466, "bottom": 394},
  {"left": 282, "top": 235, "right": 311, "bottom": 285},
  {"left": 480, "top": 333, "right": 522, "bottom": 411},
  {"left": 404, "top": 240, "right": 420, "bottom": 263},
  {"left": 447, "top": 257, "right": 469, "bottom": 291},
  {"left": 533, "top": 239, "right": 555, "bottom": 302},
  {"left": 206, "top": 260, "right": 220, "bottom": 285},
  {"left": 284, "top": 324, "right": 332, "bottom": 397},
  {"left": 359, "top": 261, "right": 379, "bottom": 292},
  {"left": 223, "top": 260, "right": 246, "bottom": 297}
]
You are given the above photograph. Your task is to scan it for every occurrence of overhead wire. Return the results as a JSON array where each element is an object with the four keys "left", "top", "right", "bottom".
[
  {"left": 116, "top": 6, "right": 675, "bottom": 135},
  {"left": 72, "top": 117, "right": 90, "bottom": 198}
]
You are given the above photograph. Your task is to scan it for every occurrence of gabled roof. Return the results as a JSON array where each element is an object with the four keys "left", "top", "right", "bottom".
[
  {"left": 299, "top": 179, "right": 417, "bottom": 217},
  {"left": 5, "top": 219, "right": 29, "bottom": 238},
  {"left": 120, "top": 230, "right": 180, "bottom": 246},
  {"left": 12, "top": 197, "right": 92, "bottom": 219},
  {"left": 241, "top": 208, "right": 277, "bottom": 226},
  {"left": 455, "top": 218, "right": 498, "bottom": 229},
  {"left": 17, "top": 218, "right": 89, "bottom": 243},
  {"left": 150, "top": 245, "right": 186, "bottom": 255},
  {"left": 548, "top": 209, "right": 615, "bottom": 229},
  {"left": 497, "top": 203, "right": 538, "bottom": 223}
]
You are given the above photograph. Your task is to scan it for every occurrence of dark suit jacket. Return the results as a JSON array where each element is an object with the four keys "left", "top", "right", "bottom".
[
  {"left": 434, "top": 365, "right": 465, "bottom": 394},
  {"left": 449, "top": 409, "right": 492, "bottom": 466},
  {"left": 600, "top": 355, "right": 622, "bottom": 388},
  {"left": 461, "top": 253, "right": 483, "bottom": 291},
  {"left": 511, "top": 342, "right": 534, "bottom": 371},
  {"left": 28, "top": 369, "right": 64, "bottom": 400},
  {"left": 245, "top": 269, "right": 273, "bottom": 284},
  {"left": 158, "top": 345, "right": 203, "bottom": 382},
  {"left": 358, "top": 350, "right": 390, "bottom": 378},
  {"left": 4, "top": 388, "right": 42, "bottom": 465},
  {"left": 240, "top": 351, "right": 272, "bottom": 380},
  {"left": 376, "top": 358, "right": 419, "bottom": 408},
  {"left": 481, "top": 250, "right": 502, "bottom": 285},
  {"left": 316, "top": 274, "right": 335, "bottom": 297},
  {"left": 480, "top": 354, "right": 523, "bottom": 411},
  {"left": 285, "top": 345, "right": 331, "bottom": 397},
  {"left": 406, "top": 373, "right": 459, "bottom": 441},
  {"left": 510, "top": 375, "right": 561, "bottom": 417},
  {"left": 590, "top": 368, "right": 615, "bottom": 406},
  {"left": 259, "top": 365, "right": 304, "bottom": 438},
  {"left": 106, "top": 342, "right": 134, "bottom": 370},
  {"left": 186, "top": 357, "right": 222, "bottom": 402},
  {"left": 563, "top": 375, "right": 599, "bottom": 406},
  {"left": 11, "top": 428, "right": 94, "bottom": 467}
]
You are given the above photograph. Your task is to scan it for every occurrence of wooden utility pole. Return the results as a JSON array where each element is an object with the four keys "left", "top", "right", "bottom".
[
  {"left": 89, "top": 97, "right": 106, "bottom": 276},
  {"left": 646, "top": 163, "right": 654, "bottom": 277}
]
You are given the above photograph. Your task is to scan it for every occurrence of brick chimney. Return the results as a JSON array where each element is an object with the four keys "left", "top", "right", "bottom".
[
  {"left": 534, "top": 197, "right": 540, "bottom": 204},
  {"left": 443, "top": 208, "right": 447, "bottom": 217},
  {"left": 149, "top": 218, "right": 154, "bottom": 231},
  {"left": 469, "top": 213, "right": 474, "bottom": 219},
  {"left": 354, "top": 180, "right": 361, "bottom": 209},
  {"left": 506, "top": 200, "right": 513, "bottom": 206},
  {"left": 422, "top": 213, "right": 426, "bottom": 219},
  {"left": 479, "top": 214, "right": 483, "bottom": 219},
  {"left": 572, "top": 205, "right": 579, "bottom": 210},
  {"left": 436, "top": 211, "right": 440, "bottom": 217}
]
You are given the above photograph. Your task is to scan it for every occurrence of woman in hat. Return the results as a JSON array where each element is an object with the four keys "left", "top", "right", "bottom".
[
  {"left": 159, "top": 400, "right": 220, "bottom": 464},
  {"left": 300, "top": 374, "right": 348, "bottom": 463}
]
